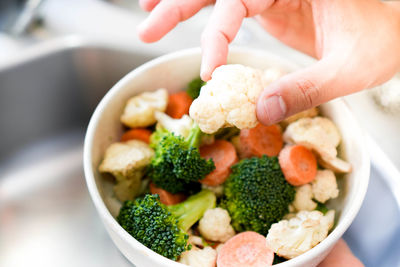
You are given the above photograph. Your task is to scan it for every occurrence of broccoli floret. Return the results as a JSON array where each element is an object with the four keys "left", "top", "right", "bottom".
[
  {"left": 148, "top": 123, "right": 215, "bottom": 193},
  {"left": 223, "top": 155, "right": 295, "bottom": 235},
  {"left": 186, "top": 77, "right": 206, "bottom": 99},
  {"left": 117, "top": 190, "right": 216, "bottom": 260}
]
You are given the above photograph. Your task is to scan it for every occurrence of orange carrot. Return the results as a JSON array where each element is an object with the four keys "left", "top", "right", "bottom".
[
  {"left": 239, "top": 124, "right": 283, "bottom": 158},
  {"left": 217, "top": 231, "right": 274, "bottom": 267},
  {"left": 149, "top": 182, "right": 186, "bottom": 206},
  {"left": 121, "top": 128, "right": 152, "bottom": 143},
  {"left": 278, "top": 145, "right": 317, "bottom": 186},
  {"left": 199, "top": 140, "right": 238, "bottom": 186},
  {"left": 166, "top": 91, "right": 193, "bottom": 119}
]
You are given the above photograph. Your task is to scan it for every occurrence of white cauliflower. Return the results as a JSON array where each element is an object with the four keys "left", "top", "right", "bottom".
[
  {"left": 292, "top": 184, "right": 317, "bottom": 211},
  {"left": 319, "top": 156, "right": 352, "bottom": 173},
  {"left": 198, "top": 208, "right": 235, "bottom": 243},
  {"left": 189, "top": 64, "right": 265, "bottom": 134},
  {"left": 312, "top": 170, "right": 339, "bottom": 203},
  {"left": 266, "top": 210, "right": 335, "bottom": 259},
  {"left": 99, "top": 140, "right": 154, "bottom": 201},
  {"left": 262, "top": 67, "right": 286, "bottom": 86},
  {"left": 154, "top": 111, "right": 194, "bottom": 138},
  {"left": 283, "top": 117, "right": 341, "bottom": 160},
  {"left": 120, "top": 88, "right": 168, "bottom": 128},
  {"left": 188, "top": 235, "right": 205, "bottom": 248},
  {"left": 280, "top": 107, "right": 319, "bottom": 128},
  {"left": 179, "top": 246, "right": 217, "bottom": 267}
]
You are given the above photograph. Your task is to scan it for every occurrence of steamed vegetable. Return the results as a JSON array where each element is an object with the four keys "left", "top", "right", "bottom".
[
  {"left": 223, "top": 156, "right": 295, "bottom": 235},
  {"left": 148, "top": 118, "right": 215, "bottom": 193},
  {"left": 117, "top": 190, "right": 216, "bottom": 260},
  {"left": 189, "top": 64, "right": 266, "bottom": 134},
  {"left": 186, "top": 77, "right": 205, "bottom": 99}
]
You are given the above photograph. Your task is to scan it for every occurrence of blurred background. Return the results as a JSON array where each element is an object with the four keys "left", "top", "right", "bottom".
[{"left": 0, "top": 0, "right": 400, "bottom": 266}]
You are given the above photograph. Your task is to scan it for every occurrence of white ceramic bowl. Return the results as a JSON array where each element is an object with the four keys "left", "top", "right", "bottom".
[{"left": 84, "top": 47, "right": 370, "bottom": 267}]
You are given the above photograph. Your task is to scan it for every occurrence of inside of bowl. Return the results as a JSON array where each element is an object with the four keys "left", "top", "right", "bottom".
[{"left": 89, "top": 48, "right": 366, "bottom": 241}]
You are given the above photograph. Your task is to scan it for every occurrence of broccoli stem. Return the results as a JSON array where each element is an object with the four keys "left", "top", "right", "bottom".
[
  {"left": 168, "top": 189, "right": 216, "bottom": 231},
  {"left": 185, "top": 123, "right": 202, "bottom": 148}
]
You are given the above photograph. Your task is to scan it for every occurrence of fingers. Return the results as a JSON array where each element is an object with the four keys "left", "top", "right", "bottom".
[
  {"left": 318, "top": 239, "right": 364, "bottom": 267},
  {"left": 138, "top": 0, "right": 213, "bottom": 43},
  {"left": 139, "top": 0, "right": 160, "bottom": 11},
  {"left": 256, "top": 57, "right": 364, "bottom": 125},
  {"left": 200, "top": 0, "right": 247, "bottom": 80}
]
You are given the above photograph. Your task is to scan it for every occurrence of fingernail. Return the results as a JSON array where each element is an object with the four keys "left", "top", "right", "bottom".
[{"left": 263, "top": 95, "right": 286, "bottom": 123}]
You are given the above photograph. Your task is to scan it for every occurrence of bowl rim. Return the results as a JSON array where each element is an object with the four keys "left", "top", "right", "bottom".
[{"left": 84, "top": 47, "right": 370, "bottom": 266}]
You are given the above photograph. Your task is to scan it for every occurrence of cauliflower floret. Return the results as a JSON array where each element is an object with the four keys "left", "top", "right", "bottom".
[
  {"left": 120, "top": 88, "right": 168, "bottom": 128},
  {"left": 99, "top": 140, "right": 154, "bottom": 201},
  {"left": 312, "top": 170, "right": 339, "bottom": 203},
  {"left": 179, "top": 246, "right": 217, "bottom": 267},
  {"left": 292, "top": 184, "right": 317, "bottom": 211},
  {"left": 154, "top": 111, "right": 194, "bottom": 138},
  {"left": 266, "top": 210, "right": 335, "bottom": 259},
  {"left": 262, "top": 67, "right": 286, "bottom": 87},
  {"left": 189, "top": 64, "right": 265, "bottom": 134},
  {"left": 283, "top": 117, "right": 341, "bottom": 159},
  {"left": 188, "top": 235, "right": 205, "bottom": 248},
  {"left": 280, "top": 107, "right": 319, "bottom": 128},
  {"left": 319, "top": 156, "right": 352, "bottom": 173},
  {"left": 198, "top": 208, "right": 235, "bottom": 243}
]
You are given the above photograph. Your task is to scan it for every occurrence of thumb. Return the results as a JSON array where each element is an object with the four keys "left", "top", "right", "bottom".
[{"left": 256, "top": 59, "right": 363, "bottom": 125}]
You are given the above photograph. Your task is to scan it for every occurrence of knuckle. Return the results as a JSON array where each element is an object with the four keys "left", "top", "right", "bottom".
[{"left": 294, "top": 79, "right": 321, "bottom": 109}]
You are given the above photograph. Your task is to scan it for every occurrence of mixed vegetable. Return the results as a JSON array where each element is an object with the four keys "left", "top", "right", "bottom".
[{"left": 98, "top": 64, "right": 352, "bottom": 266}]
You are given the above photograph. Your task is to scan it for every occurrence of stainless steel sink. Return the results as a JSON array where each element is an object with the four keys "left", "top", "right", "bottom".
[
  {"left": 0, "top": 38, "right": 156, "bottom": 267},
  {"left": 1, "top": 38, "right": 399, "bottom": 267}
]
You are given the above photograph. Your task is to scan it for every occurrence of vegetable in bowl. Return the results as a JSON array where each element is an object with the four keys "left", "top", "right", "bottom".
[{"left": 97, "top": 65, "right": 353, "bottom": 266}]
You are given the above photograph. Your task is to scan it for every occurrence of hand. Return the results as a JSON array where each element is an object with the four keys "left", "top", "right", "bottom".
[
  {"left": 318, "top": 239, "right": 364, "bottom": 267},
  {"left": 138, "top": 0, "right": 400, "bottom": 125}
]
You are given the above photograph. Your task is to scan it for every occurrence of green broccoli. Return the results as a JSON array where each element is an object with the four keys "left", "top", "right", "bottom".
[
  {"left": 315, "top": 201, "right": 329, "bottom": 215},
  {"left": 148, "top": 123, "right": 215, "bottom": 193},
  {"left": 223, "top": 155, "right": 295, "bottom": 235},
  {"left": 186, "top": 77, "right": 206, "bottom": 99},
  {"left": 117, "top": 189, "right": 216, "bottom": 260}
]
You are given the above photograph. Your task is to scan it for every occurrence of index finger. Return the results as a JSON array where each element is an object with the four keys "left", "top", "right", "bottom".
[
  {"left": 200, "top": 0, "right": 247, "bottom": 80},
  {"left": 138, "top": 0, "right": 214, "bottom": 43}
]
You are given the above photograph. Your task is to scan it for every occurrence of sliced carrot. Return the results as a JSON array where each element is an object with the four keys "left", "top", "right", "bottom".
[
  {"left": 199, "top": 140, "right": 238, "bottom": 186},
  {"left": 121, "top": 128, "right": 152, "bottom": 143},
  {"left": 239, "top": 124, "right": 283, "bottom": 158},
  {"left": 278, "top": 145, "right": 317, "bottom": 186},
  {"left": 166, "top": 91, "right": 193, "bottom": 119},
  {"left": 217, "top": 231, "right": 274, "bottom": 267},
  {"left": 149, "top": 182, "right": 187, "bottom": 206}
]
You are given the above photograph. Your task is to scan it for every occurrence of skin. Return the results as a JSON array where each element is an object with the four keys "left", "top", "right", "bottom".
[
  {"left": 137, "top": 0, "right": 400, "bottom": 126},
  {"left": 320, "top": 239, "right": 364, "bottom": 267}
]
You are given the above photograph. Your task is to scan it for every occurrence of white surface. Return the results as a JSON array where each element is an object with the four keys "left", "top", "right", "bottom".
[
  {"left": 345, "top": 90, "right": 400, "bottom": 168},
  {"left": 84, "top": 47, "right": 370, "bottom": 267}
]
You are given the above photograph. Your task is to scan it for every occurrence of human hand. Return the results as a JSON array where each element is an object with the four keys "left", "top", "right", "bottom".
[
  {"left": 318, "top": 239, "right": 364, "bottom": 267},
  {"left": 138, "top": 0, "right": 400, "bottom": 125}
]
